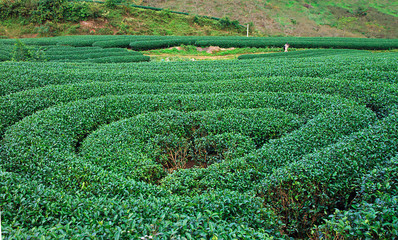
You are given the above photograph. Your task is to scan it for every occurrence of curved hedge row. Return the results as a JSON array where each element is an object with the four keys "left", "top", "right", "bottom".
[
  {"left": 238, "top": 49, "right": 369, "bottom": 60},
  {"left": 57, "top": 35, "right": 161, "bottom": 48},
  {"left": 0, "top": 53, "right": 10, "bottom": 61},
  {"left": 1, "top": 92, "right": 346, "bottom": 238},
  {"left": 1, "top": 91, "right": 370, "bottom": 238},
  {"left": 160, "top": 103, "right": 377, "bottom": 192},
  {"left": 1, "top": 171, "right": 278, "bottom": 239},
  {"left": 44, "top": 46, "right": 115, "bottom": 55},
  {"left": 316, "top": 156, "right": 398, "bottom": 239},
  {"left": 0, "top": 37, "right": 150, "bottom": 62},
  {"left": 0, "top": 49, "right": 397, "bottom": 238},
  {"left": 1, "top": 75, "right": 397, "bottom": 137},
  {"left": 196, "top": 37, "right": 398, "bottom": 50},
  {"left": 80, "top": 108, "right": 302, "bottom": 182},
  {"left": 92, "top": 39, "right": 136, "bottom": 48},
  {"left": 1, "top": 52, "right": 396, "bottom": 95},
  {"left": 90, "top": 54, "right": 150, "bottom": 63},
  {"left": 129, "top": 38, "right": 197, "bottom": 50},
  {"left": 48, "top": 51, "right": 140, "bottom": 60},
  {"left": 258, "top": 110, "right": 398, "bottom": 235},
  {"left": 1, "top": 92, "right": 352, "bottom": 189},
  {"left": 2, "top": 36, "right": 397, "bottom": 53},
  {"left": 0, "top": 37, "right": 58, "bottom": 46}
]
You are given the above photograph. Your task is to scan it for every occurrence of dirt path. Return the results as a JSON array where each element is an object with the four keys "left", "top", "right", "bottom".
[{"left": 145, "top": 52, "right": 273, "bottom": 61}]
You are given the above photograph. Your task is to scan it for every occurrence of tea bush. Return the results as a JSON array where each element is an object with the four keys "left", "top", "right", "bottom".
[
  {"left": 316, "top": 156, "right": 398, "bottom": 239},
  {"left": 0, "top": 39, "right": 397, "bottom": 238}
]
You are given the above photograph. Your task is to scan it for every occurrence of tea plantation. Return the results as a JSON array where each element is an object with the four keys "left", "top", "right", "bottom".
[{"left": 0, "top": 36, "right": 397, "bottom": 239}]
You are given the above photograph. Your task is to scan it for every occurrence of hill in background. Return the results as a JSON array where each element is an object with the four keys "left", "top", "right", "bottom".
[
  {"left": 0, "top": 0, "right": 397, "bottom": 38},
  {"left": 0, "top": 0, "right": 245, "bottom": 38},
  {"left": 145, "top": 0, "right": 398, "bottom": 38}
]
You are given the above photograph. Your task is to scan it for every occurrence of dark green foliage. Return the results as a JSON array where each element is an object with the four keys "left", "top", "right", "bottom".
[
  {"left": 30, "top": 0, "right": 66, "bottom": 23},
  {"left": 353, "top": 6, "right": 368, "bottom": 17},
  {"left": 130, "top": 4, "right": 193, "bottom": 16},
  {"left": 90, "top": 54, "right": 150, "bottom": 63},
  {"left": 258, "top": 111, "right": 398, "bottom": 236},
  {"left": 104, "top": 0, "right": 117, "bottom": 8},
  {"left": 0, "top": 0, "right": 94, "bottom": 23},
  {"left": 0, "top": 37, "right": 151, "bottom": 62},
  {"left": 11, "top": 40, "right": 45, "bottom": 61},
  {"left": 196, "top": 37, "right": 398, "bottom": 50},
  {"left": 0, "top": 45, "right": 12, "bottom": 61},
  {"left": 2, "top": 74, "right": 396, "bottom": 138},
  {"left": 80, "top": 108, "right": 302, "bottom": 182},
  {"left": 238, "top": 49, "right": 369, "bottom": 60},
  {"left": 218, "top": 16, "right": 243, "bottom": 29},
  {"left": 192, "top": 133, "right": 255, "bottom": 165},
  {"left": 63, "top": 1, "right": 91, "bottom": 22},
  {"left": 92, "top": 39, "right": 134, "bottom": 48},
  {"left": 316, "top": 156, "right": 398, "bottom": 239},
  {"left": 0, "top": 41, "right": 397, "bottom": 238},
  {"left": 44, "top": 47, "right": 143, "bottom": 61},
  {"left": 1, "top": 36, "right": 397, "bottom": 53},
  {"left": 0, "top": 54, "right": 11, "bottom": 61},
  {"left": 129, "top": 38, "right": 197, "bottom": 50},
  {"left": 161, "top": 104, "right": 377, "bottom": 195}
]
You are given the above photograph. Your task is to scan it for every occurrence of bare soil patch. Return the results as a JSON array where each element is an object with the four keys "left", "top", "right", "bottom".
[{"left": 80, "top": 20, "right": 118, "bottom": 34}]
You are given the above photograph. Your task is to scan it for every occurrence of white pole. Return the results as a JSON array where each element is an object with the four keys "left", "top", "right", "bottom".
[
  {"left": 0, "top": 210, "right": 2, "bottom": 240},
  {"left": 247, "top": 24, "right": 249, "bottom": 37}
]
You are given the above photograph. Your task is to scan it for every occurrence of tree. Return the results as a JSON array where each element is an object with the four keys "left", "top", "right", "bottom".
[{"left": 12, "top": 40, "right": 45, "bottom": 62}]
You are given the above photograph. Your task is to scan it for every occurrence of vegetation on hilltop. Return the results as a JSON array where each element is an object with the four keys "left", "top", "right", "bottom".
[{"left": 0, "top": 0, "right": 245, "bottom": 38}]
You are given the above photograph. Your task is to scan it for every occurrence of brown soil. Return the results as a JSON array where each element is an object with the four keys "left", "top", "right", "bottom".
[
  {"left": 79, "top": 20, "right": 118, "bottom": 34},
  {"left": 20, "top": 33, "right": 39, "bottom": 38},
  {"left": 184, "top": 159, "right": 197, "bottom": 169},
  {"left": 168, "top": 46, "right": 236, "bottom": 54},
  {"left": 145, "top": 51, "right": 273, "bottom": 60},
  {"left": 147, "top": 53, "right": 236, "bottom": 60},
  {"left": 197, "top": 46, "right": 221, "bottom": 53},
  {"left": 80, "top": 20, "right": 107, "bottom": 29}
]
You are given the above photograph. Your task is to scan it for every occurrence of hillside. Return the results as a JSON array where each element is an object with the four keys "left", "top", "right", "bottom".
[
  {"left": 146, "top": 0, "right": 398, "bottom": 38},
  {"left": 0, "top": 0, "right": 397, "bottom": 38},
  {"left": 0, "top": 0, "right": 245, "bottom": 38}
]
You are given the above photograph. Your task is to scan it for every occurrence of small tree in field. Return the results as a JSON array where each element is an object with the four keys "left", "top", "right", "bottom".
[{"left": 12, "top": 40, "right": 45, "bottom": 62}]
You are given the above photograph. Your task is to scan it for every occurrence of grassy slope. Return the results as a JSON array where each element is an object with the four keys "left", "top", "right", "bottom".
[
  {"left": 0, "top": 0, "right": 396, "bottom": 39},
  {"left": 0, "top": 3, "right": 245, "bottom": 38},
  {"left": 144, "top": 0, "right": 398, "bottom": 38}
]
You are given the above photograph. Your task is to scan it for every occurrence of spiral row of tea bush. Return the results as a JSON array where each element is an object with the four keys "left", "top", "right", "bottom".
[
  {"left": 1, "top": 49, "right": 397, "bottom": 239},
  {"left": 1, "top": 52, "right": 396, "bottom": 96}
]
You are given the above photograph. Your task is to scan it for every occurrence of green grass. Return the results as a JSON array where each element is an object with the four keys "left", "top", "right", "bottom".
[
  {"left": 146, "top": 0, "right": 397, "bottom": 38},
  {"left": 1, "top": 0, "right": 397, "bottom": 38},
  {"left": 0, "top": 2, "right": 246, "bottom": 38}
]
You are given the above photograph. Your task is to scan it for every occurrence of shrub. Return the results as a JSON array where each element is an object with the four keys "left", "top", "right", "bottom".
[
  {"left": 90, "top": 54, "right": 150, "bottom": 63},
  {"left": 11, "top": 40, "right": 45, "bottom": 61},
  {"left": 0, "top": 45, "right": 396, "bottom": 239},
  {"left": 316, "top": 157, "right": 398, "bottom": 239},
  {"left": 259, "top": 111, "right": 398, "bottom": 236}
]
